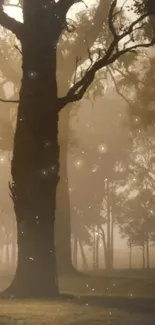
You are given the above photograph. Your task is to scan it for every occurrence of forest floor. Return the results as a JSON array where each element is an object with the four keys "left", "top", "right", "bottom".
[
  {"left": 0, "top": 298, "right": 155, "bottom": 325},
  {"left": 59, "top": 269, "right": 155, "bottom": 299},
  {"left": 0, "top": 271, "right": 155, "bottom": 324},
  {"left": 1, "top": 270, "right": 155, "bottom": 299}
]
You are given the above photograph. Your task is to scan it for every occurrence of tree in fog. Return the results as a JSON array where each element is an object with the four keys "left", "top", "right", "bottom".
[
  {"left": 0, "top": 0, "right": 155, "bottom": 298},
  {"left": 69, "top": 125, "right": 129, "bottom": 271},
  {"left": 116, "top": 131, "right": 155, "bottom": 269}
]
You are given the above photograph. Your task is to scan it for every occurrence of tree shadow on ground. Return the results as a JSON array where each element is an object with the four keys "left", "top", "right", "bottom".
[{"left": 72, "top": 295, "right": 155, "bottom": 314}]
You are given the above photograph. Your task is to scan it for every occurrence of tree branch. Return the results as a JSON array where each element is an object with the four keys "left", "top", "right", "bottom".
[
  {"left": 0, "top": 7, "right": 23, "bottom": 40},
  {"left": 108, "top": 0, "right": 118, "bottom": 38},
  {"left": 58, "top": 6, "right": 155, "bottom": 109},
  {"left": 57, "top": 0, "right": 111, "bottom": 97},
  {"left": 107, "top": 66, "right": 132, "bottom": 107},
  {"left": 0, "top": 98, "right": 19, "bottom": 103}
]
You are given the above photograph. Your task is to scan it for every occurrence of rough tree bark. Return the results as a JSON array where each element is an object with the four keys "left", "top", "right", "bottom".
[
  {"left": 0, "top": 0, "right": 109, "bottom": 277},
  {"left": 2, "top": 0, "right": 63, "bottom": 298}
]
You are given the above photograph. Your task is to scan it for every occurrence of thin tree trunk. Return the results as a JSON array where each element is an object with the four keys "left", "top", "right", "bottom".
[
  {"left": 110, "top": 200, "right": 114, "bottom": 269},
  {"left": 5, "top": 243, "right": 10, "bottom": 271},
  {"left": 146, "top": 234, "right": 150, "bottom": 269},
  {"left": 106, "top": 180, "right": 111, "bottom": 270},
  {"left": 142, "top": 243, "right": 145, "bottom": 269},
  {"left": 55, "top": 106, "right": 75, "bottom": 275},
  {"left": 92, "top": 225, "right": 96, "bottom": 270},
  {"left": 79, "top": 240, "right": 88, "bottom": 271},
  {"left": 54, "top": 0, "right": 109, "bottom": 277},
  {"left": 129, "top": 243, "right": 132, "bottom": 269},
  {"left": 100, "top": 227, "right": 107, "bottom": 269},
  {"left": 95, "top": 230, "right": 100, "bottom": 270},
  {"left": 72, "top": 235, "right": 78, "bottom": 270},
  {"left": 11, "top": 240, "right": 17, "bottom": 272}
]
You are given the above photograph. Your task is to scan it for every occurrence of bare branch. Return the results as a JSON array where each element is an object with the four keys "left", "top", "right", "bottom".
[
  {"left": 58, "top": 8, "right": 155, "bottom": 109},
  {"left": 108, "top": 0, "right": 118, "bottom": 38},
  {"left": 108, "top": 37, "right": 155, "bottom": 65},
  {"left": 85, "top": 38, "right": 94, "bottom": 69},
  {"left": 73, "top": 56, "right": 81, "bottom": 84},
  {"left": 0, "top": 7, "right": 23, "bottom": 40},
  {"left": 14, "top": 44, "right": 22, "bottom": 54},
  {"left": 107, "top": 66, "right": 132, "bottom": 107},
  {"left": 0, "top": 98, "right": 19, "bottom": 103}
]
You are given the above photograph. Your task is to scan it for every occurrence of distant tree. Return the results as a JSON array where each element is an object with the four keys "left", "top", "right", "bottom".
[
  {"left": 116, "top": 131, "right": 155, "bottom": 269},
  {"left": 118, "top": 191, "right": 155, "bottom": 269},
  {"left": 0, "top": 0, "right": 155, "bottom": 298}
]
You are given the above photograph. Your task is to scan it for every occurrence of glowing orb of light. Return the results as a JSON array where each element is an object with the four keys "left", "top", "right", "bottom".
[
  {"left": 0, "top": 156, "right": 6, "bottom": 164},
  {"left": 97, "top": 143, "right": 108, "bottom": 154},
  {"left": 74, "top": 159, "right": 83, "bottom": 168},
  {"left": 41, "top": 168, "right": 48, "bottom": 177}
]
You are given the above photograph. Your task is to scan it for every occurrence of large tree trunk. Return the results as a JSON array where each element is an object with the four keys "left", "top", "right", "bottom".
[
  {"left": 3, "top": 5, "right": 61, "bottom": 298},
  {"left": 0, "top": 0, "right": 110, "bottom": 279}
]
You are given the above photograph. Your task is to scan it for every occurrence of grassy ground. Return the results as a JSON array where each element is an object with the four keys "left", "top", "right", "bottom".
[
  {"left": 0, "top": 272, "right": 155, "bottom": 324},
  {"left": 59, "top": 271, "right": 155, "bottom": 299},
  {"left": 1, "top": 271, "right": 155, "bottom": 298},
  {"left": 0, "top": 299, "right": 155, "bottom": 325}
]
